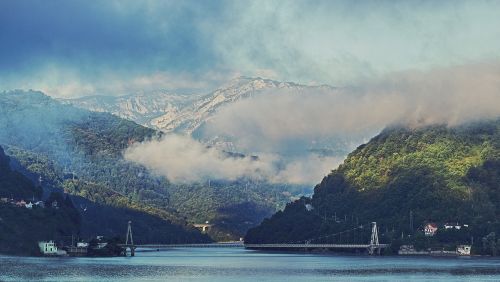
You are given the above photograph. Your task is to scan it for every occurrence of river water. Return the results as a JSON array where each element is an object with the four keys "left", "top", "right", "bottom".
[{"left": 1, "top": 247, "right": 499, "bottom": 281}]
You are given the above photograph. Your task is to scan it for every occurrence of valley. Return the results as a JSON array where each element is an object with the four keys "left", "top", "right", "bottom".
[
  {"left": 0, "top": 89, "right": 310, "bottom": 245},
  {"left": 2, "top": 84, "right": 500, "bottom": 256}
]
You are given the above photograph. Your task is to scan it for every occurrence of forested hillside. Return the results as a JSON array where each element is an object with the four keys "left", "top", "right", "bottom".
[
  {"left": 0, "top": 90, "right": 209, "bottom": 242},
  {"left": 0, "top": 90, "right": 304, "bottom": 241},
  {"left": 246, "top": 120, "right": 500, "bottom": 255},
  {"left": 0, "top": 146, "right": 81, "bottom": 255}
]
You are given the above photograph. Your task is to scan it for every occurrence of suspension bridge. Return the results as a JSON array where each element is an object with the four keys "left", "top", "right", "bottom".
[
  {"left": 245, "top": 222, "right": 387, "bottom": 255},
  {"left": 120, "top": 221, "right": 388, "bottom": 256}
]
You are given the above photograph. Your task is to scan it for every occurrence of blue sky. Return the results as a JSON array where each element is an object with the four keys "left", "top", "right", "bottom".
[{"left": 1, "top": 0, "right": 500, "bottom": 97}]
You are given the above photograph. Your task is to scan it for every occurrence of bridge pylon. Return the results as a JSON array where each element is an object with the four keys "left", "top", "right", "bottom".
[
  {"left": 368, "top": 222, "right": 381, "bottom": 255},
  {"left": 125, "top": 220, "right": 135, "bottom": 256}
]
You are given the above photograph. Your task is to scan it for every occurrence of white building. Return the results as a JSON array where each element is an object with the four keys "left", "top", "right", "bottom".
[{"left": 38, "top": 241, "right": 58, "bottom": 255}]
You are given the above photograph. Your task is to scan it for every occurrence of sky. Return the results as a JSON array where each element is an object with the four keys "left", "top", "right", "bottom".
[
  {"left": 1, "top": 0, "right": 500, "bottom": 97},
  {"left": 2, "top": 0, "right": 500, "bottom": 185}
]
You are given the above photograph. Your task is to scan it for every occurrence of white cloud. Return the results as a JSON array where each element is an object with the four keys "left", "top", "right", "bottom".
[
  {"left": 125, "top": 62, "right": 500, "bottom": 185},
  {"left": 272, "top": 155, "right": 344, "bottom": 185},
  {"left": 124, "top": 134, "right": 342, "bottom": 185},
  {"left": 124, "top": 134, "right": 273, "bottom": 183},
  {"left": 11, "top": 67, "right": 234, "bottom": 98},
  {"left": 209, "top": 1, "right": 500, "bottom": 85},
  {"left": 206, "top": 62, "right": 500, "bottom": 152}
]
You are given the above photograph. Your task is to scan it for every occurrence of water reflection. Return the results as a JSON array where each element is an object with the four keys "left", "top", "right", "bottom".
[{"left": 1, "top": 248, "right": 499, "bottom": 281}]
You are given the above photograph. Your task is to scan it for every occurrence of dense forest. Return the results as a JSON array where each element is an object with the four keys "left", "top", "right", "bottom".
[
  {"left": 0, "top": 90, "right": 306, "bottom": 241},
  {"left": 246, "top": 120, "right": 500, "bottom": 255}
]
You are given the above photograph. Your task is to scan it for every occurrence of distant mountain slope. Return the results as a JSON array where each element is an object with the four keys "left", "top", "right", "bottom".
[
  {"left": 245, "top": 121, "right": 500, "bottom": 255},
  {"left": 61, "top": 91, "right": 201, "bottom": 126},
  {"left": 61, "top": 77, "right": 347, "bottom": 177},
  {"left": 62, "top": 77, "right": 333, "bottom": 135},
  {"left": 150, "top": 77, "right": 333, "bottom": 135}
]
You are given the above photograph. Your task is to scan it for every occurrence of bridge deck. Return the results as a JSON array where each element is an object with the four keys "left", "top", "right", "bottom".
[
  {"left": 244, "top": 243, "right": 389, "bottom": 249},
  {"left": 120, "top": 243, "right": 388, "bottom": 250},
  {"left": 120, "top": 243, "right": 244, "bottom": 249}
]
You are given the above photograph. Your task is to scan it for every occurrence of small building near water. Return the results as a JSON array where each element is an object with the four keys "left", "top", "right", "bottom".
[
  {"left": 38, "top": 241, "right": 58, "bottom": 255},
  {"left": 38, "top": 241, "right": 67, "bottom": 256}
]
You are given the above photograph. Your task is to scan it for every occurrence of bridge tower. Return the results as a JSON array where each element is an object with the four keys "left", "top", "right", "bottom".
[
  {"left": 125, "top": 221, "right": 135, "bottom": 256},
  {"left": 368, "top": 222, "right": 380, "bottom": 255}
]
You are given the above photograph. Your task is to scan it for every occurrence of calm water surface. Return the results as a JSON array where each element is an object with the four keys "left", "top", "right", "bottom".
[{"left": 1, "top": 247, "right": 499, "bottom": 281}]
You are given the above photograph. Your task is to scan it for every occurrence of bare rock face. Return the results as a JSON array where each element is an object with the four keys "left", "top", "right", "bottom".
[{"left": 62, "top": 77, "right": 332, "bottom": 135}]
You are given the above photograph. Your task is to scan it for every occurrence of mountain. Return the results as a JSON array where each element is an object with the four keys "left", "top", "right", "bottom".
[
  {"left": 150, "top": 77, "right": 333, "bottom": 135},
  {"left": 0, "top": 90, "right": 210, "bottom": 244},
  {"left": 0, "top": 90, "right": 306, "bottom": 241},
  {"left": 61, "top": 77, "right": 349, "bottom": 179},
  {"left": 60, "top": 91, "right": 202, "bottom": 127},
  {"left": 63, "top": 77, "right": 334, "bottom": 136},
  {"left": 245, "top": 120, "right": 500, "bottom": 255}
]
